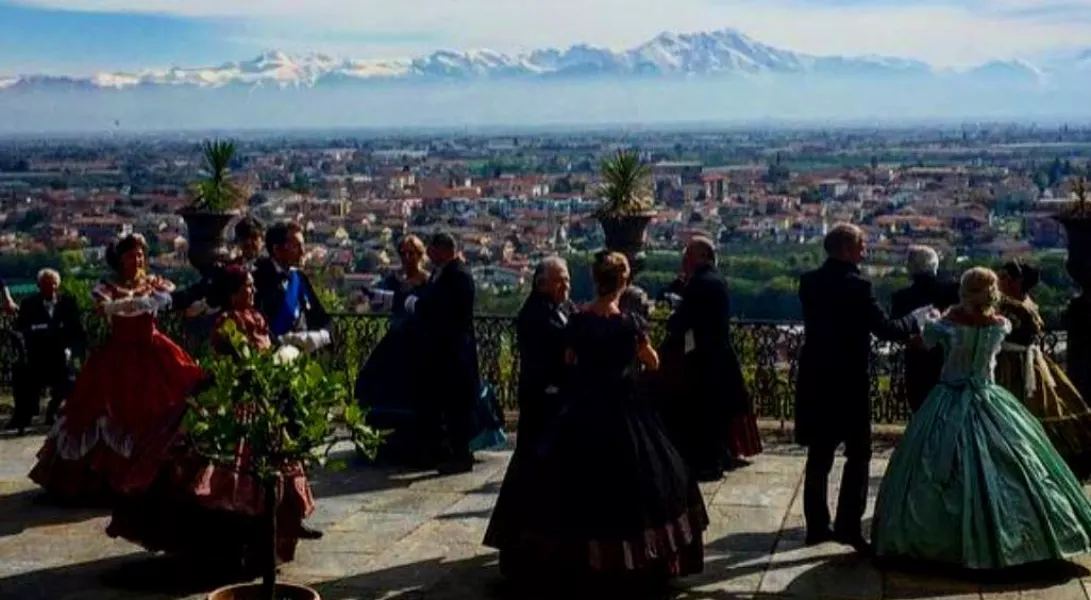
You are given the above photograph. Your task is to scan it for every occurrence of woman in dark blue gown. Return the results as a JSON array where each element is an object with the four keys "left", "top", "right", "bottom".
[
  {"left": 355, "top": 235, "right": 431, "bottom": 465},
  {"left": 484, "top": 252, "right": 707, "bottom": 589}
]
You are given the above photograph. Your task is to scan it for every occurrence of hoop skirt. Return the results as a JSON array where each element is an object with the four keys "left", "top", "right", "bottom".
[
  {"left": 873, "top": 320, "right": 1091, "bottom": 569},
  {"left": 484, "top": 312, "right": 707, "bottom": 581},
  {"left": 29, "top": 312, "right": 204, "bottom": 501}
]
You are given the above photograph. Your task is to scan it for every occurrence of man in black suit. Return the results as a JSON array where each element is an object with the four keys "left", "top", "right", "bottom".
[
  {"left": 891, "top": 245, "right": 960, "bottom": 414},
  {"left": 662, "top": 236, "right": 751, "bottom": 481},
  {"left": 406, "top": 231, "right": 480, "bottom": 474},
  {"left": 515, "top": 256, "right": 572, "bottom": 451},
  {"left": 8, "top": 269, "right": 85, "bottom": 433},
  {"left": 252, "top": 221, "right": 332, "bottom": 352},
  {"left": 250, "top": 221, "right": 330, "bottom": 540},
  {"left": 795, "top": 224, "right": 923, "bottom": 553}
]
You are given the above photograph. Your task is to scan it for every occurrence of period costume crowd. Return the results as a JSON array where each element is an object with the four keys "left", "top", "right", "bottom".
[{"left": 6, "top": 217, "right": 1091, "bottom": 589}]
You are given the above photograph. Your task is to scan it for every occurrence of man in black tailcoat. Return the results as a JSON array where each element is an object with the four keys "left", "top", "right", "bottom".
[
  {"left": 405, "top": 231, "right": 480, "bottom": 474},
  {"left": 250, "top": 220, "right": 330, "bottom": 540},
  {"left": 891, "top": 245, "right": 959, "bottom": 414},
  {"left": 252, "top": 221, "right": 332, "bottom": 351},
  {"left": 661, "top": 236, "right": 751, "bottom": 481},
  {"left": 795, "top": 223, "right": 924, "bottom": 554},
  {"left": 515, "top": 255, "right": 573, "bottom": 451},
  {"left": 7, "top": 269, "right": 85, "bottom": 433}
]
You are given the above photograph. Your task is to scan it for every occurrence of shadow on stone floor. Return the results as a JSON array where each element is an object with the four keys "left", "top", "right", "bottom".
[
  {"left": 0, "top": 553, "right": 250, "bottom": 600},
  {"left": 307, "top": 458, "right": 446, "bottom": 500},
  {"left": 0, "top": 488, "right": 109, "bottom": 538}
]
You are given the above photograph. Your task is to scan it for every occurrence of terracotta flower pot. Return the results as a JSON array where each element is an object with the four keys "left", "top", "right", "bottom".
[
  {"left": 179, "top": 208, "right": 239, "bottom": 273},
  {"left": 207, "top": 582, "right": 319, "bottom": 600}
]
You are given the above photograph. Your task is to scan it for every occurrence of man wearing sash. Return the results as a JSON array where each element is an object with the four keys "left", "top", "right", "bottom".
[
  {"left": 7, "top": 269, "right": 85, "bottom": 433},
  {"left": 251, "top": 220, "right": 332, "bottom": 539}
]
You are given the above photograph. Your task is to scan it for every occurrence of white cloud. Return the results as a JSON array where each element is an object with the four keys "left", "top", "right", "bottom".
[{"left": 15, "top": 0, "right": 1091, "bottom": 66}]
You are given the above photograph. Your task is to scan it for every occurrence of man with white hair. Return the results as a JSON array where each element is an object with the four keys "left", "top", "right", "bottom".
[
  {"left": 512, "top": 256, "right": 573, "bottom": 451},
  {"left": 7, "top": 269, "right": 85, "bottom": 433},
  {"left": 891, "top": 245, "right": 960, "bottom": 413}
]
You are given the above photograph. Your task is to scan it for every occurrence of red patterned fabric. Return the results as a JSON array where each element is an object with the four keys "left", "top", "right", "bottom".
[{"left": 728, "top": 412, "right": 763, "bottom": 458}]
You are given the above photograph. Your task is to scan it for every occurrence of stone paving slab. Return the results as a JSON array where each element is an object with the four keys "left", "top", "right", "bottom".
[{"left": 2, "top": 431, "right": 1091, "bottom": 600}]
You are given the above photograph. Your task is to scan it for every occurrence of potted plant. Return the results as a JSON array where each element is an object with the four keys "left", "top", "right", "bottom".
[
  {"left": 189, "top": 323, "right": 384, "bottom": 600},
  {"left": 180, "top": 140, "right": 248, "bottom": 272},
  {"left": 594, "top": 149, "right": 656, "bottom": 272},
  {"left": 1055, "top": 176, "right": 1091, "bottom": 399}
]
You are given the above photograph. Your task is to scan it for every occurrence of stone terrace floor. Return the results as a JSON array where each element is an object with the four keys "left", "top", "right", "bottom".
[{"left": 3, "top": 431, "right": 1091, "bottom": 600}]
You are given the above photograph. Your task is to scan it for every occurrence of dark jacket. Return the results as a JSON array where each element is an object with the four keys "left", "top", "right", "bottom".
[
  {"left": 414, "top": 259, "right": 480, "bottom": 403},
  {"left": 252, "top": 257, "right": 331, "bottom": 338},
  {"left": 15, "top": 292, "right": 85, "bottom": 369},
  {"left": 795, "top": 258, "right": 918, "bottom": 445},
  {"left": 665, "top": 263, "right": 749, "bottom": 415},
  {"left": 515, "top": 292, "right": 572, "bottom": 446},
  {"left": 891, "top": 274, "right": 960, "bottom": 413}
]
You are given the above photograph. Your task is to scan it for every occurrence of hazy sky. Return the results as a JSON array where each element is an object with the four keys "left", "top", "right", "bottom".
[{"left": 2, "top": 0, "right": 1090, "bottom": 74}]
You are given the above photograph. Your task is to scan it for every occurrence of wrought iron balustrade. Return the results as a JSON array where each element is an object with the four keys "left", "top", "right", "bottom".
[{"left": 0, "top": 312, "right": 1067, "bottom": 425}]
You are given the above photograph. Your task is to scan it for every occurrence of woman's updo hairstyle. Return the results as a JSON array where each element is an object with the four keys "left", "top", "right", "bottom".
[
  {"left": 209, "top": 265, "right": 250, "bottom": 311},
  {"left": 959, "top": 267, "right": 1001, "bottom": 314},
  {"left": 592, "top": 251, "right": 630, "bottom": 297},
  {"left": 105, "top": 233, "right": 148, "bottom": 273},
  {"left": 1001, "top": 260, "right": 1041, "bottom": 294}
]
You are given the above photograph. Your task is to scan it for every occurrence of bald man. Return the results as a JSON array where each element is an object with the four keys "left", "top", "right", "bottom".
[{"left": 660, "top": 237, "right": 754, "bottom": 482}]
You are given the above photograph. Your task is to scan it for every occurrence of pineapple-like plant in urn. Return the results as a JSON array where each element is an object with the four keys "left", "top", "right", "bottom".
[
  {"left": 180, "top": 140, "right": 249, "bottom": 273},
  {"left": 594, "top": 149, "right": 656, "bottom": 273},
  {"left": 190, "top": 322, "right": 384, "bottom": 600}
]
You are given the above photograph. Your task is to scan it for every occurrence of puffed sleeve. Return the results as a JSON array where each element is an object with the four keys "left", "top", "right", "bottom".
[{"left": 922, "top": 320, "right": 952, "bottom": 350}]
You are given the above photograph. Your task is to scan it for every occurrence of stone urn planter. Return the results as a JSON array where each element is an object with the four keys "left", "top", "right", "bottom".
[
  {"left": 179, "top": 207, "right": 238, "bottom": 272},
  {"left": 597, "top": 211, "right": 655, "bottom": 274},
  {"left": 208, "top": 582, "right": 319, "bottom": 600}
]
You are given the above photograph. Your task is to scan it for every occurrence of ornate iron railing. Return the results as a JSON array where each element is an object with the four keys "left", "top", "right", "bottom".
[{"left": 0, "top": 312, "right": 1067, "bottom": 425}]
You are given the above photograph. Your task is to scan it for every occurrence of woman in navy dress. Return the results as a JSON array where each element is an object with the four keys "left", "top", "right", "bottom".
[
  {"left": 484, "top": 252, "right": 707, "bottom": 589},
  {"left": 354, "top": 235, "right": 431, "bottom": 465}
]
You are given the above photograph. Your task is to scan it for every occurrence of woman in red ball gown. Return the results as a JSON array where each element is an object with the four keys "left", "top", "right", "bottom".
[
  {"left": 107, "top": 266, "right": 316, "bottom": 573},
  {"left": 29, "top": 234, "right": 205, "bottom": 504}
]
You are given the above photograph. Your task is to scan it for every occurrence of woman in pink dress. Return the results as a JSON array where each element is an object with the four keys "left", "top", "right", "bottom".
[
  {"left": 29, "top": 234, "right": 204, "bottom": 504},
  {"left": 107, "top": 266, "right": 316, "bottom": 573}
]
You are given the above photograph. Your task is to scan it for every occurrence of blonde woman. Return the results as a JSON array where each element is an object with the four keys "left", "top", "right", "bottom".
[
  {"left": 872, "top": 267, "right": 1091, "bottom": 570},
  {"left": 355, "top": 234, "right": 431, "bottom": 466},
  {"left": 485, "top": 252, "right": 708, "bottom": 589}
]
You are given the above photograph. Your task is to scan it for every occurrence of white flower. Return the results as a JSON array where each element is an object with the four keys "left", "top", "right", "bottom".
[{"left": 273, "top": 344, "right": 302, "bottom": 365}]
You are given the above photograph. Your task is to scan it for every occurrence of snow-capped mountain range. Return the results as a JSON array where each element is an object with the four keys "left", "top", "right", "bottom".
[{"left": 2, "top": 28, "right": 1086, "bottom": 91}]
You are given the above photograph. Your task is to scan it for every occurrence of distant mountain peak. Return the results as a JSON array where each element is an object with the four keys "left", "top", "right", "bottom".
[{"left": 0, "top": 28, "right": 1081, "bottom": 92}]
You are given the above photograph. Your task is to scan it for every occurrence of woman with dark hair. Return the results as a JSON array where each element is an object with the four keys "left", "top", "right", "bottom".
[
  {"left": 996, "top": 260, "right": 1091, "bottom": 477},
  {"left": 29, "top": 233, "right": 205, "bottom": 504},
  {"left": 106, "top": 265, "right": 316, "bottom": 574},
  {"left": 485, "top": 252, "right": 707, "bottom": 590}
]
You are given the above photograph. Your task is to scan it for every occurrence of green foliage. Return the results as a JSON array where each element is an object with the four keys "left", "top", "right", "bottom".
[
  {"left": 185, "top": 322, "right": 384, "bottom": 482},
  {"left": 597, "top": 149, "right": 653, "bottom": 215},
  {"left": 189, "top": 139, "right": 246, "bottom": 212}
]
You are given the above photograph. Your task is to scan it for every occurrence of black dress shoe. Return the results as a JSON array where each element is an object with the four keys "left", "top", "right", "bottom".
[
  {"left": 805, "top": 528, "right": 835, "bottom": 545},
  {"left": 298, "top": 524, "right": 324, "bottom": 540}
]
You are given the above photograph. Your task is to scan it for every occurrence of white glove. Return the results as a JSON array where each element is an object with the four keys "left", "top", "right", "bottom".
[
  {"left": 909, "top": 305, "right": 942, "bottom": 330},
  {"left": 64, "top": 348, "right": 72, "bottom": 363},
  {"left": 280, "top": 330, "right": 332, "bottom": 353},
  {"left": 148, "top": 291, "right": 173, "bottom": 312},
  {"left": 404, "top": 295, "right": 419, "bottom": 314}
]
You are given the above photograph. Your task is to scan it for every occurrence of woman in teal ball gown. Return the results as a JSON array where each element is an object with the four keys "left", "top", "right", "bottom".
[{"left": 873, "top": 267, "right": 1091, "bottom": 570}]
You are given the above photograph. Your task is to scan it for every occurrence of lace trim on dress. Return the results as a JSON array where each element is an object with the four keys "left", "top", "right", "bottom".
[{"left": 48, "top": 415, "right": 134, "bottom": 461}]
